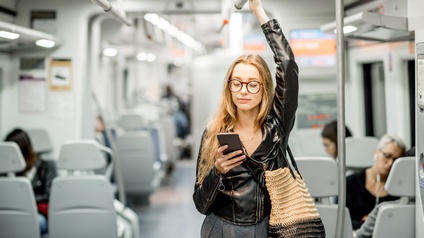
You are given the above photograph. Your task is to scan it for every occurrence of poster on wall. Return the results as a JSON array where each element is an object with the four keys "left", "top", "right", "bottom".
[
  {"left": 19, "top": 58, "right": 46, "bottom": 113},
  {"left": 48, "top": 58, "right": 74, "bottom": 120},
  {"left": 49, "top": 58, "right": 72, "bottom": 91}
]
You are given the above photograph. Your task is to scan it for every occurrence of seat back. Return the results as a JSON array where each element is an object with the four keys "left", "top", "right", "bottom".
[
  {"left": 26, "top": 128, "right": 53, "bottom": 156},
  {"left": 372, "top": 156, "right": 415, "bottom": 238},
  {"left": 49, "top": 140, "right": 117, "bottom": 238},
  {"left": 159, "top": 115, "right": 178, "bottom": 163},
  {"left": 115, "top": 132, "right": 162, "bottom": 195},
  {"left": 118, "top": 113, "right": 148, "bottom": 131},
  {"left": 345, "top": 137, "right": 378, "bottom": 169},
  {"left": 0, "top": 142, "right": 40, "bottom": 238},
  {"left": 295, "top": 156, "right": 353, "bottom": 238},
  {"left": 49, "top": 176, "right": 117, "bottom": 238}
]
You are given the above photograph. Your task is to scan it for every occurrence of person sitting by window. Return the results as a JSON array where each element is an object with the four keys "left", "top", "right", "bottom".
[
  {"left": 4, "top": 128, "right": 58, "bottom": 236},
  {"left": 346, "top": 134, "right": 405, "bottom": 230},
  {"left": 353, "top": 145, "right": 415, "bottom": 238}
]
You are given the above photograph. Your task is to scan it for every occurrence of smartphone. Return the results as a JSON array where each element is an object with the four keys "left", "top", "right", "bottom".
[{"left": 217, "top": 132, "right": 244, "bottom": 155}]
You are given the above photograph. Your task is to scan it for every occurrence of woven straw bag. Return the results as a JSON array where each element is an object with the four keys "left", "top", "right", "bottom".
[
  {"left": 246, "top": 143, "right": 325, "bottom": 238},
  {"left": 265, "top": 167, "right": 325, "bottom": 237}
]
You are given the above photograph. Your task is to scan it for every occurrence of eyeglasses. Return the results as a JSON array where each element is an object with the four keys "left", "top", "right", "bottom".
[
  {"left": 228, "top": 79, "right": 262, "bottom": 94},
  {"left": 378, "top": 149, "right": 397, "bottom": 160}
]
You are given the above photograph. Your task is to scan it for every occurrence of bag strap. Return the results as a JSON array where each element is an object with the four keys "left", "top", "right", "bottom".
[
  {"left": 274, "top": 121, "right": 302, "bottom": 180},
  {"left": 244, "top": 143, "right": 301, "bottom": 204},
  {"left": 285, "top": 144, "right": 303, "bottom": 180},
  {"left": 244, "top": 160, "right": 270, "bottom": 203}
]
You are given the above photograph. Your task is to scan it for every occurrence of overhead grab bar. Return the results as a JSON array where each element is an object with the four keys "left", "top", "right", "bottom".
[{"left": 91, "top": 0, "right": 132, "bottom": 26}]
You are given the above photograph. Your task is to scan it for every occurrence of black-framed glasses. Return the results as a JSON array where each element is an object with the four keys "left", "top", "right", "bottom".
[{"left": 228, "top": 79, "right": 262, "bottom": 94}]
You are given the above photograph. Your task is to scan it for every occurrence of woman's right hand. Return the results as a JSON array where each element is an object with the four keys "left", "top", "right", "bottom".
[
  {"left": 249, "top": 0, "right": 262, "bottom": 11},
  {"left": 214, "top": 145, "right": 246, "bottom": 175},
  {"left": 249, "top": 0, "right": 268, "bottom": 25}
]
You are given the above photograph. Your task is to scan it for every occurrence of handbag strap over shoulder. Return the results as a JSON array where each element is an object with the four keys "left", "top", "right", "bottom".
[
  {"left": 245, "top": 142, "right": 302, "bottom": 204},
  {"left": 244, "top": 160, "right": 271, "bottom": 203}
]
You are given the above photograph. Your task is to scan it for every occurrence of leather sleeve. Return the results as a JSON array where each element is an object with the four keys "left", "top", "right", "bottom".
[
  {"left": 192, "top": 130, "right": 222, "bottom": 215},
  {"left": 262, "top": 19, "right": 299, "bottom": 134}
]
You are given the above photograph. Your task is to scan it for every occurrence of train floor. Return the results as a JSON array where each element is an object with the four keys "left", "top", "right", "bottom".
[{"left": 131, "top": 159, "right": 204, "bottom": 238}]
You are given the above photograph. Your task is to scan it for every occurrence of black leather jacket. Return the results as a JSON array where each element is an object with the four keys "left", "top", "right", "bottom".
[{"left": 193, "top": 19, "right": 299, "bottom": 225}]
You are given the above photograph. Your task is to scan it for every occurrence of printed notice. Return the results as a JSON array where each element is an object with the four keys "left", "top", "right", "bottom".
[
  {"left": 19, "top": 58, "right": 47, "bottom": 113},
  {"left": 19, "top": 75, "right": 46, "bottom": 113},
  {"left": 49, "top": 58, "right": 72, "bottom": 91},
  {"left": 48, "top": 92, "right": 74, "bottom": 120}
]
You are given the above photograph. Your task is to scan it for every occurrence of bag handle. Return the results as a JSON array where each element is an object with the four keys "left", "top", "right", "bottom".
[
  {"left": 245, "top": 143, "right": 301, "bottom": 204},
  {"left": 245, "top": 160, "right": 271, "bottom": 204},
  {"left": 275, "top": 121, "right": 302, "bottom": 180}
]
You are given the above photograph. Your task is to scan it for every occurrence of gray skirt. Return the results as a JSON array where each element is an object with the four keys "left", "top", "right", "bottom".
[{"left": 201, "top": 213, "right": 269, "bottom": 238}]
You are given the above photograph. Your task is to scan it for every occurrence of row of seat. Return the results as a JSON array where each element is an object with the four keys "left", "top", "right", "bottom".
[
  {"left": 289, "top": 135, "right": 379, "bottom": 169},
  {"left": 115, "top": 113, "right": 179, "bottom": 200},
  {"left": 0, "top": 140, "right": 141, "bottom": 238},
  {"left": 295, "top": 156, "right": 415, "bottom": 238}
]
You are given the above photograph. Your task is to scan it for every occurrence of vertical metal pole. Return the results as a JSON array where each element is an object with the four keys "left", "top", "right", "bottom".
[
  {"left": 90, "top": 15, "right": 127, "bottom": 207},
  {"left": 335, "top": 0, "right": 346, "bottom": 237}
]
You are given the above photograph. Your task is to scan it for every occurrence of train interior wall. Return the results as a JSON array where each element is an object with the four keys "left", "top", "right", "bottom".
[{"left": 1, "top": 0, "right": 424, "bottom": 236}]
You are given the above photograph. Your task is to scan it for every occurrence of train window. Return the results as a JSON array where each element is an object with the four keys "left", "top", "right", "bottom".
[{"left": 297, "top": 93, "right": 337, "bottom": 129}]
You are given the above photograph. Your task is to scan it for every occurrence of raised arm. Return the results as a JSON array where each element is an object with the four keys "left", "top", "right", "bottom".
[{"left": 254, "top": 0, "right": 299, "bottom": 133}]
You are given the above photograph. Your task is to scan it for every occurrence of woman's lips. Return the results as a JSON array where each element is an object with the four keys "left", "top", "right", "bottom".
[{"left": 238, "top": 98, "right": 250, "bottom": 103}]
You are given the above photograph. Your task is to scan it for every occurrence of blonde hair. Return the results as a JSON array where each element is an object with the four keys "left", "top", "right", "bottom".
[{"left": 196, "top": 54, "right": 274, "bottom": 184}]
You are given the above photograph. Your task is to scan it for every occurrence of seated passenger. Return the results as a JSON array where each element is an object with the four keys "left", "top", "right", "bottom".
[
  {"left": 353, "top": 145, "right": 415, "bottom": 238},
  {"left": 321, "top": 120, "right": 352, "bottom": 159},
  {"left": 4, "top": 128, "right": 58, "bottom": 236},
  {"left": 346, "top": 134, "right": 405, "bottom": 230}
]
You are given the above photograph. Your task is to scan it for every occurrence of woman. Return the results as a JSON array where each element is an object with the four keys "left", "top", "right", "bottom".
[
  {"left": 321, "top": 120, "right": 352, "bottom": 159},
  {"left": 193, "top": 0, "right": 299, "bottom": 236},
  {"left": 346, "top": 134, "right": 405, "bottom": 230},
  {"left": 5, "top": 128, "right": 58, "bottom": 236}
]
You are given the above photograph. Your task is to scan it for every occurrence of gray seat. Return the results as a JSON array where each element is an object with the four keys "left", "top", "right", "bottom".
[
  {"left": 159, "top": 115, "right": 179, "bottom": 163},
  {"left": 295, "top": 156, "right": 353, "bottom": 238},
  {"left": 26, "top": 128, "right": 53, "bottom": 156},
  {"left": 345, "top": 137, "right": 378, "bottom": 169},
  {"left": 115, "top": 132, "right": 162, "bottom": 197},
  {"left": 49, "top": 140, "right": 117, "bottom": 238},
  {"left": 0, "top": 142, "right": 40, "bottom": 238},
  {"left": 372, "top": 156, "right": 415, "bottom": 238}
]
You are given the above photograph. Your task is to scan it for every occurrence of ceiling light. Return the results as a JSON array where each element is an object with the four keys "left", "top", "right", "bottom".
[
  {"left": 35, "top": 39, "right": 56, "bottom": 48},
  {"left": 146, "top": 53, "right": 156, "bottom": 62},
  {"left": 0, "top": 31, "right": 20, "bottom": 40},
  {"left": 144, "top": 13, "right": 159, "bottom": 25},
  {"left": 166, "top": 25, "right": 179, "bottom": 37},
  {"left": 157, "top": 18, "right": 170, "bottom": 30},
  {"left": 103, "top": 47, "right": 118, "bottom": 57},
  {"left": 137, "top": 52, "right": 147, "bottom": 61},
  {"left": 333, "top": 25, "right": 358, "bottom": 34},
  {"left": 173, "top": 58, "right": 184, "bottom": 67}
]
